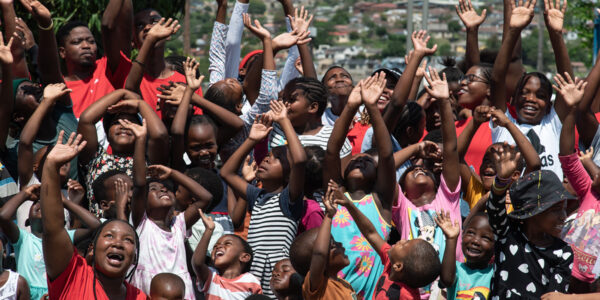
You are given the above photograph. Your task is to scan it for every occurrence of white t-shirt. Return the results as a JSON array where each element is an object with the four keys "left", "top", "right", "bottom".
[
  {"left": 269, "top": 123, "right": 352, "bottom": 158},
  {"left": 490, "top": 107, "right": 563, "bottom": 179}
]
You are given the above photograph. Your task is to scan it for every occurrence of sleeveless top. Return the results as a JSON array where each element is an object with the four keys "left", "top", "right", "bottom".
[
  {"left": 0, "top": 270, "right": 19, "bottom": 300},
  {"left": 331, "top": 193, "right": 391, "bottom": 300}
]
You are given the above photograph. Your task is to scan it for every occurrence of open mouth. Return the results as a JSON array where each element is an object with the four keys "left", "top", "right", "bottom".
[
  {"left": 521, "top": 104, "right": 539, "bottom": 116},
  {"left": 465, "top": 246, "right": 482, "bottom": 257},
  {"left": 414, "top": 170, "right": 427, "bottom": 178},
  {"left": 107, "top": 252, "right": 125, "bottom": 265},
  {"left": 159, "top": 195, "right": 171, "bottom": 201},
  {"left": 215, "top": 250, "right": 225, "bottom": 258}
]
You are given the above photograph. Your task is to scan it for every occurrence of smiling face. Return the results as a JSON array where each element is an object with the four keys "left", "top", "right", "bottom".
[
  {"left": 462, "top": 215, "right": 495, "bottom": 265},
  {"left": 59, "top": 26, "right": 97, "bottom": 68},
  {"left": 323, "top": 67, "right": 353, "bottom": 98},
  {"left": 270, "top": 259, "right": 297, "bottom": 293},
  {"left": 186, "top": 123, "right": 218, "bottom": 169},
  {"left": 377, "top": 79, "right": 397, "bottom": 111},
  {"left": 480, "top": 144, "right": 503, "bottom": 191},
  {"left": 94, "top": 221, "right": 137, "bottom": 279},
  {"left": 211, "top": 235, "right": 250, "bottom": 272},
  {"left": 147, "top": 182, "right": 175, "bottom": 210},
  {"left": 515, "top": 76, "right": 551, "bottom": 125},
  {"left": 457, "top": 66, "right": 490, "bottom": 110},
  {"left": 402, "top": 165, "right": 436, "bottom": 194},
  {"left": 107, "top": 114, "right": 139, "bottom": 153},
  {"left": 529, "top": 200, "right": 567, "bottom": 238}
]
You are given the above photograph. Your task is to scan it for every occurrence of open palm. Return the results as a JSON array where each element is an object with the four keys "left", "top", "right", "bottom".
[
  {"left": 509, "top": 2, "right": 536, "bottom": 29},
  {"left": 47, "top": 131, "right": 86, "bottom": 166},
  {"left": 19, "top": 0, "right": 51, "bottom": 25},
  {"left": 361, "top": 72, "right": 387, "bottom": 106},
  {"left": 552, "top": 73, "right": 586, "bottom": 107},
  {"left": 424, "top": 67, "right": 449, "bottom": 100},
  {"left": 249, "top": 114, "right": 273, "bottom": 141},
  {"left": 184, "top": 57, "right": 204, "bottom": 90},
  {"left": 544, "top": 0, "right": 566, "bottom": 32},
  {"left": 243, "top": 13, "right": 271, "bottom": 40},
  {"left": 0, "top": 35, "right": 14, "bottom": 64},
  {"left": 148, "top": 18, "right": 180, "bottom": 41},
  {"left": 411, "top": 30, "right": 437, "bottom": 56}
]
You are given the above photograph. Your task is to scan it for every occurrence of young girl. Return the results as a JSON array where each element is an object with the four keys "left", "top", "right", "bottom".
[
  {"left": 322, "top": 72, "right": 395, "bottom": 298},
  {"left": 220, "top": 100, "right": 307, "bottom": 297},
  {"left": 490, "top": 0, "right": 571, "bottom": 179},
  {"left": 127, "top": 116, "right": 213, "bottom": 299},
  {"left": 0, "top": 235, "right": 30, "bottom": 300},
  {"left": 40, "top": 132, "right": 146, "bottom": 299},
  {"left": 271, "top": 259, "right": 303, "bottom": 300}
]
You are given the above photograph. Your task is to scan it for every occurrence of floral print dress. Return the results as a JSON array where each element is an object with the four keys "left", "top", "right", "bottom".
[{"left": 331, "top": 193, "right": 391, "bottom": 300}]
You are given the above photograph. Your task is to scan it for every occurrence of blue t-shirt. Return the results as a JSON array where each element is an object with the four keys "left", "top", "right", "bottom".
[
  {"left": 13, "top": 228, "right": 75, "bottom": 300},
  {"left": 447, "top": 261, "right": 493, "bottom": 300}
]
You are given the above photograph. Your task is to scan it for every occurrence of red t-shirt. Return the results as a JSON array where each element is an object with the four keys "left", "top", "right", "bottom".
[
  {"left": 65, "top": 53, "right": 130, "bottom": 118},
  {"left": 373, "top": 243, "right": 420, "bottom": 300},
  {"left": 455, "top": 117, "right": 493, "bottom": 174},
  {"left": 347, "top": 121, "right": 371, "bottom": 156},
  {"left": 48, "top": 248, "right": 147, "bottom": 300}
]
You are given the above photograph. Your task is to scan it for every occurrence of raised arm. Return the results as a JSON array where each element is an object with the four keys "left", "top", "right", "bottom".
[
  {"left": 124, "top": 18, "right": 180, "bottom": 93},
  {"left": 41, "top": 131, "right": 86, "bottom": 281},
  {"left": 101, "top": 0, "right": 133, "bottom": 72},
  {"left": 384, "top": 31, "right": 436, "bottom": 129},
  {"left": 242, "top": 14, "right": 274, "bottom": 104},
  {"left": 18, "top": 84, "right": 71, "bottom": 188},
  {"left": 270, "top": 100, "right": 306, "bottom": 202},
  {"left": 394, "top": 141, "right": 441, "bottom": 170},
  {"left": 544, "top": 0, "right": 572, "bottom": 121},
  {"left": 290, "top": 6, "right": 316, "bottom": 79},
  {"left": 62, "top": 195, "right": 101, "bottom": 243},
  {"left": 0, "top": 34, "right": 14, "bottom": 151},
  {"left": 1, "top": 0, "right": 28, "bottom": 78},
  {"left": 456, "top": 0, "right": 487, "bottom": 69},
  {"left": 424, "top": 68, "right": 460, "bottom": 190},
  {"left": 308, "top": 187, "right": 337, "bottom": 292},
  {"left": 192, "top": 209, "right": 215, "bottom": 286},
  {"left": 555, "top": 73, "right": 587, "bottom": 155},
  {"left": 457, "top": 106, "right": 492, "bottom": 190},
  {"left": 578, "top": 51, "right": 600, "bottom": 145},
  {"left": 491, "top": 0, "right": 536, "bottom": 112},
  {"left": 0, "top": 185, "right": 39, "bottom": 243},
  {"left": 490, "top": 108, "right": 542, "bottom": 174},
  {"left": 324, "top": 83, "right": 362, "bottom": 185},
  {"left": 77, "top": 89, "right": 139, "bottom": 165},
  {"left": 119, "top": 118, "right": 147, "bottom": 228},
  {"left": 486, "top": 144, "right": 519, "bottom": 238},
  {"left": 435, "top": 210, "right": 460, "bottom": 288}
]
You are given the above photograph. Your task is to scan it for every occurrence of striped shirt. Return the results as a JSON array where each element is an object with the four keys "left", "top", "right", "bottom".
[
  {"left": 269, "top": 124, "right": 353, "bottom": 158},
  {"left": 246, "top": 185, "right": 303, "bottom": 298},
  {"left": 199, "top": 268, "right": 262, "bottom": 300}
]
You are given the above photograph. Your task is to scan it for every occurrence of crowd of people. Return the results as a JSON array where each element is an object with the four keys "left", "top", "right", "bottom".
[{"left": 0, "top": 0, "right": 597, "bottom": 299}]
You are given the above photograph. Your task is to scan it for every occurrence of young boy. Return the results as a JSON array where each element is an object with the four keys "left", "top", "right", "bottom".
[
  {"left": 192, "top": 209, "right": 261, "bottom": 299},
  {"left": 289, "top": 190, "right": 354, "bottom": 300},
  {"left": 149, "top": 273, "right": 186, "bottom": 300},
  {"left": 91, "top": 169, "right": 132, "bottom": 221},
  {"left": 436, "top": 210, "right": 494, "bottom": 300},
  {"left": 328, "top": 183, "right": 440, "bottom": 299}
]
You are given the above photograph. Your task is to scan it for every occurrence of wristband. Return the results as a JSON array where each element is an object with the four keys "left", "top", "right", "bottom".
[
  {"left": 37, "top": 20, "right": 54, "bottom": 31},
  {"left": 492, "top": 177, "right": 512, "bottom": 194},
  {"left": 133, "top": 59, "right": 146, "bottom": 68}
]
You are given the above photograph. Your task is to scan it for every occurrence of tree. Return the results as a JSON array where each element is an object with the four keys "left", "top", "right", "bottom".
[
  {"left": 521, "top": 28, "right": 554, "bottom": 72},
  {"left": 485, "top": 34, "right": 501, "bottom": 50},
  {"left": 375, "top": 26, "right": 387, "bottom": 37},
  {"left": 349, "top": 31, "right": 360, "bottom": 40},
  {"left": 448, "top": 20, "right": 461, "bottom": 33},
  {"left": 248, "top": 0, "right": 267, "bottom": 15},
  {"left": 381, "top": 34, "right": 406, "bottom": 57},
  {"left": 565, "top": 0, "right": 594, "bottom": 66}
]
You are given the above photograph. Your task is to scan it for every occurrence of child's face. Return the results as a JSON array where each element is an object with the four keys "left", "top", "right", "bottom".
[
  {"left": 328, "top": 238, "right": 349, "bottom": 270},
  {"left": 28, "top": 201, "right": 42, "bottom": 221},
  {"left": 270, "top": 259, "right": 297, "bottom": 293},
  {"left": 284, "top": 89, "right": 316, "bottom": 126},
  {"left": 515, "top": 76, "right": 551, "bottom": 125},
  {"left": 211, "top": 235, "right": 249, "bottom": 271},
  {"left": 108, "top": 115, "right": 138, "bottom": 152},
  {"left": 457, "top": 65, "right": 489, "bottom": 110},
  {"left": 100, "top": 174, "right": 133, "bottom": 218},
  {"left": 388, "top": 239, "right": 419, "bottom": 280},
  {"left": 256, "top": 152, "right": 284, "bottom": 182},
  {"left": 150, "top": 282, "right": 184, "bottom": 300},
  {"left": 94, "top": 221, "right": 137, "bottom": 278},
  {"left": 529, "top": 200, "right": 567, "bottom": 238},
  {"left": 402, "top": 166, "right": 436, "bottom": 196},
  {"left": 462, "top": 215, "right": 495, "bottom": 264},
  {"left": 186, "top": 123, "right": 218, "bottom": 169},
  {"left": 147, "top": 182, "right": 175, "bottom": 210},
  {"left": 323, "top": 67, "right": 353, "bottom": 97},
  {"left": 344, "top": 154, "right": 377, "bottom": 183}
]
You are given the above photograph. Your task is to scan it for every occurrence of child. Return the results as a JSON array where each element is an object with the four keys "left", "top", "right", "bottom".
[
  {"left": 91, "top": 170, "right": 132, "bottom": 221},
  {"left": 128, "top": 117, "right": 213, "bottom": 299},
  {"left": 436, "top": 210, "right": 494, "bottom": 300},
  {"left": 329, "top": 182, "right": 439, "bottom": 299},
  {"left": 40, "top": 132, "right": 146, "bottom": 299},
  {"left": 554, "top": 72, "right": 600, "bottom": 289},
  {"left": 220, "top": 99, "right": 307, "bottom": 297},
  {"left": 270, "top": 259, "right": 303, "bottom": 300},
  {"left": 299, "top": 146, "right": 326, "bottom": 233},
  {"left": 0, "top": 169, "right": 101, "bottom": 300},
  {"left": 192, "top": 209, "right": 261, "bottom": 299},
  {"left": 486, "top": 145, "right": 573, "bottom": 298},
  {"left": 291, "top": 192, "right": 354, "bottom": 300},
  {"left": 0, "top": 232, "right": 30, "bottom": 299},
  {"left": 322, "top": 71, "right": 396, "bottom": 298},
  {"left": 149, "top": 273, "right": 186, "bottom": 300},
  {"left": 458, "top": 105, "right": 542, "bottom": 209}
]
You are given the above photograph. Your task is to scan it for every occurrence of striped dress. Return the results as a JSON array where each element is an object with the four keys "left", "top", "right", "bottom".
[
  {"left": 269, "top": 124, "right": 353, "bottom": 158},
  {"left": 246, "top": 185, "right": 303, "bottom": 299}
]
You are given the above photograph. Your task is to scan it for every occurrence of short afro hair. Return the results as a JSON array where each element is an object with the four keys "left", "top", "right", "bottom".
[
  {"left": 183, "top": 167, "right": 224, "bottom": 213},
  {"left": 57, "top": 21, "right": 90, "bottom": 47},
  {"left": 92, "top": 169, "right": 128, "bottom": 202},
  {"left": 402, "top": 239, "right": 441, "bottom": 288},
  {"left": 289, "top": 228, "right": 319, "bottom": 277},
  {"left": 224, "top": 234, "right": 253, "bottom": 273}
]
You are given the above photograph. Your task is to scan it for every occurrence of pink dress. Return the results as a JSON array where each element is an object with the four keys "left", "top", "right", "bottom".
[{"left": 130, "top": 213, "right": 195, "bottom": 299}]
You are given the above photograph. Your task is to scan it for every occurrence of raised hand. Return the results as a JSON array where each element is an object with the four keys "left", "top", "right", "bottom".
[
  {"left": 544, "top": 0, "right": 567, "bottom": 32},
  {"left": 294, "top": 57, "right": 304, "bottom": 75},
  {"left": 323, "top": 183, "right": 339, "bottom": 218},
  {"left": 406, "top": 51, "right": 428, "bottom": 77},
  {"left": 184, "top": 57, "right": 204, "bottom": 91},
  {"left": 158, "top": 82, "right": 186, "bottom": 106},
  {"left": 329, "top": 180, "right": 350, "bottom": 207},
  {"left": 147, "top": 18, "right": 180, "bottom": 42},
  {"left": 118, "top": 118, "right": 147, "bottom": 139},
  {"left": 434, "top": 210, "right": 460, "bottom": 239},
  {"left": 361, "top": 72, "right": 387, "bottom": 107},
  {"left": 289, "top": 6, "right": 313, "bottom": 45},
  {"left": 243, "top": 13, "right": 271, "bottom": 40},
  {"left": 455, "top": 0, "right": 487, "bottom": 29},
  {"left": 579, "top": 147, "right": 594, "bottom": 163},
  {"left": 490, "top": 108, "right": 512, "bottom": 128},
  {"left": 46, "top": 131, "right": 87, "bottom": 167},
  {"left": 509, "top": 0, "right": 537, "bottom": 30},
  {"left": 66, "top": 179, "right": 85, "bottom": 205},
  {"left": 473, "top": 105, "right": 493, "bottom": 124},
  {"left": 552, "top": 72, "right": 587, "bottom": 108},
  {"left": 43, "top": 83, "right": 72, "bottom": 101},
  {"left": 0, "top": 33, "right": 13, "bottom": 65},
  {"left": 417, "top": 141, "right": 442, "bottom": 160},
  {"left": 248, "top": 114, "right": 273, "bottom": 142},
  {"left": 423, "top": 67, "right": 449, "bottom": 100},
  {"left": 241, "top": 154, "right": 257, "bottom": 182},
  {"left": 147, "top": 164, "right": 172, "bottom": 180},
  {"left": 492, "top": 143, "right": 521, "bottom": 179},
  {"left": 15, "top": 18, "right": 35, "bottom": 50},
  {"left": 108, "top": 99, "right": 140, "bottom": 114},
  {"left": 114, "top": 178, "right": 130, "bottom": 208},
  {"left": 269, "top": 100, "right": 288, "bottom": 123},
  {"left": 18, "top": 0, "right": 51, "bottom": 26},
  {"left": 411, "top": 30, "right": 437, "bottom": 56},
  {"left": 199, "top": 209, "right": 215, "bottom": 231},
  {"left": 347, "top": 80, "right": 363, "bottom": 108},
  {"left": 23, "top": 183, "right": 41, "bottom": 201}
]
